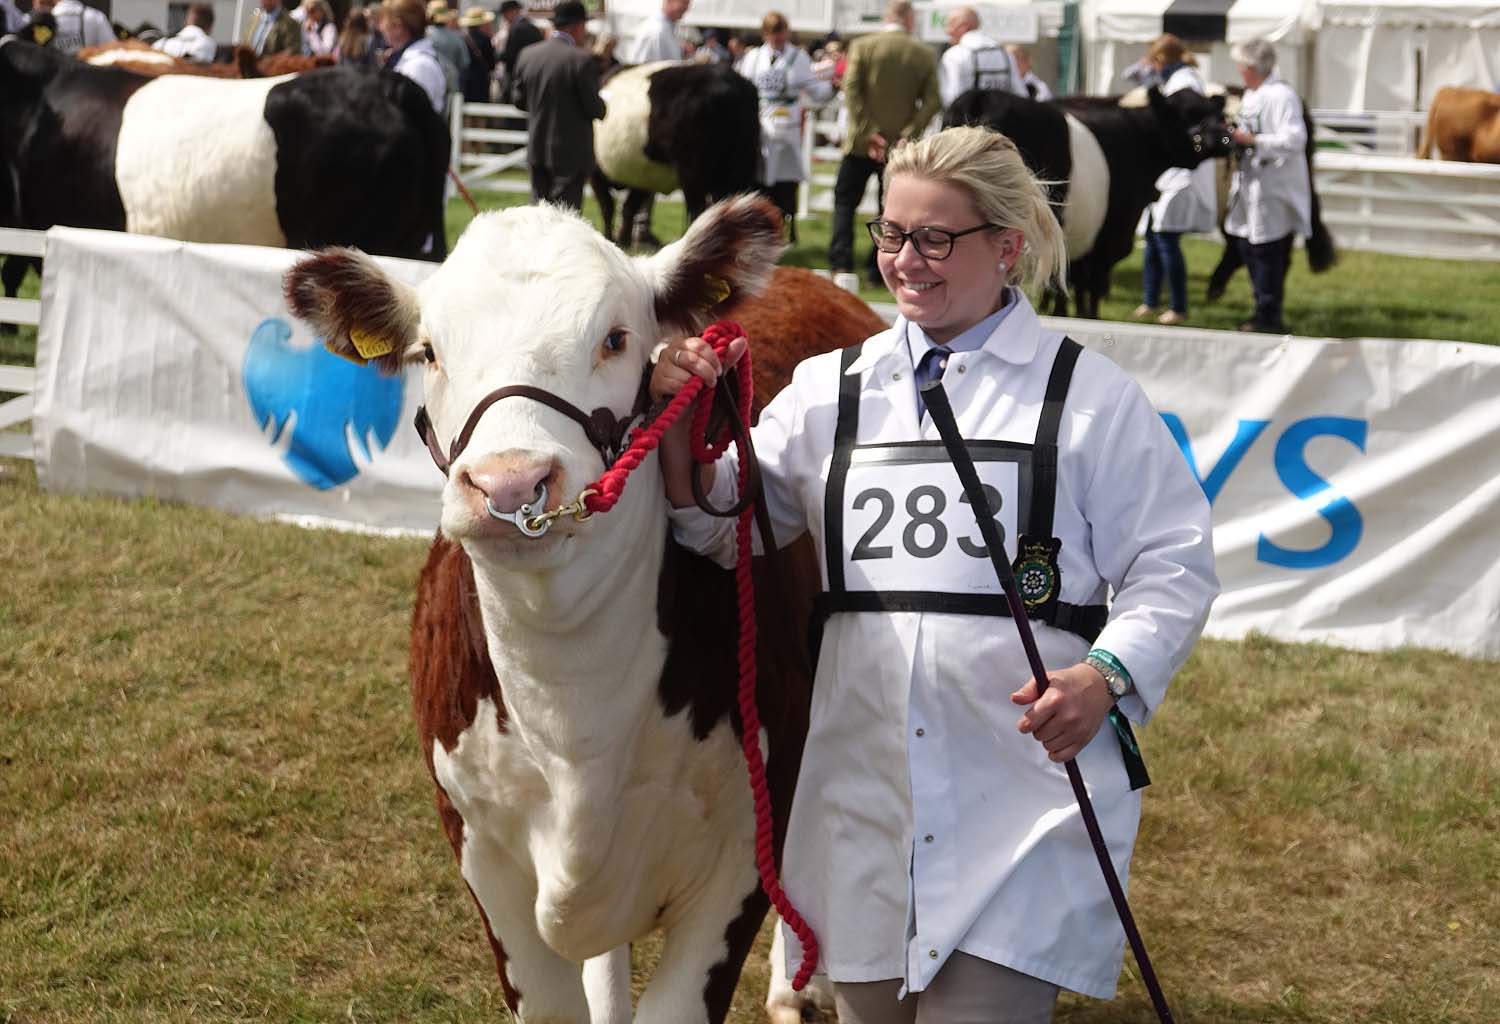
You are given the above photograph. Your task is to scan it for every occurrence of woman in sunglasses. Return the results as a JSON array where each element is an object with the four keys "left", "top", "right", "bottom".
[{"left": 653, "top": 125, "right": 1217, "bottom": 1023}]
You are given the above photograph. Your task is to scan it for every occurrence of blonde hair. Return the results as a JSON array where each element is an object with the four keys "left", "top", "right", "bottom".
[
  {"left": 883, "top": 126, "right": 1068, "bottom": 294},
  {"left": 1147, "top": 33, "right": 1196, "bottom": 68}
]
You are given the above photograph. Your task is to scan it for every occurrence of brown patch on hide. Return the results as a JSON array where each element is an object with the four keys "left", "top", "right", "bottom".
[
  {"left": 737, "top": 266, "right": 889, "bottom": 416},
  {"left": 79, "top": 42, "right": 333, "bottom": 79},
  {"left": 432, "top": 782, "right": 524, "bottom": 1012},
  {"left": 410, "top": 536, "right": 506, "bottom": 775},
  {"left": 283, "top": 247, "right": 420, "bottom": 375}
]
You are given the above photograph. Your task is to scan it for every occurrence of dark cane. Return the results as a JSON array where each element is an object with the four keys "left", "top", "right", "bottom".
[{"left": 921, "top": 380, "right": 1176, "bottom": 1024}]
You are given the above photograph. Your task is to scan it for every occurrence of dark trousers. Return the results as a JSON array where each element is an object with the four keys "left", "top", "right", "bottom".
[
  {"left": 1238, "top": 233, "right": 1294, "bottom": 329},
  {"left": 829, "top": 153, "right": 884, "bottom": 275},
  {"left": 1142, "top": 226, "right": 1187, "bottom": 313},
  {"left": 529, "top": 163, "right": 586, "bottom": 212}
]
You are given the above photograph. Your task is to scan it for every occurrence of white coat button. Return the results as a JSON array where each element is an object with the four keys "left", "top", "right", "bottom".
[
  {"left": 957, "top": 363, "right": 967, "bottom": 374},
  {"left": 915, "top": 728, "right": 925, "bottom": 737},
  {"left": 924, "top": 834, "right": 935, "bottom": 843},
  {"left": 893, "top": 371, "right": 903, "bottom": 381}
]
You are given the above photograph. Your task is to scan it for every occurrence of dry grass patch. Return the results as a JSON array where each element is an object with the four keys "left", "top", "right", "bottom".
[{"left": 2, "top": 460, "right": 1496, "bottom": 1023}]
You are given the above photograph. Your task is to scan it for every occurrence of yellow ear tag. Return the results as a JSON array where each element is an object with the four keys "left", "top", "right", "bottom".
[
  {"left": 34, "top": 26, "right": 54, "bottom": 46},
  {"left": 703, "top": 274, "right": 732, "bottom": 307},
  {"left": 349, "top": 327, "right": 395, "bottom": 361}
]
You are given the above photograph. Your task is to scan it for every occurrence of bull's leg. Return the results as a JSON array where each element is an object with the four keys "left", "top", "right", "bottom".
[
  {"left": 634, "top": 867, "right": 765, "bottom": 1023},
  {"left": 767, "top": 920, "right": 836, "bottom": 1024},
  {"left": 461, "top": 831, "right": 592, "bottom": 1023},
  {"left": 581, "top": 944, "right": 631, "bottom": 1024},
  {"left": 1, "top": 256, "right": 37, "bottom": 336}
]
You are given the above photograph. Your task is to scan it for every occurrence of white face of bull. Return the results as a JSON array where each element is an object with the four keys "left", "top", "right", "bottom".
[{"left": 286, "top": 197, "right": 784, "bottom": 573}]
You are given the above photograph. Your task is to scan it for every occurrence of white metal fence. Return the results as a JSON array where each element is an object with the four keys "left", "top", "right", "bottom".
[
  {"left": 0, "top": 227, "right": 42, "bottom": 461},
  {"left": 1311, "top": 109, "right": 1428, "bottom": 157}
]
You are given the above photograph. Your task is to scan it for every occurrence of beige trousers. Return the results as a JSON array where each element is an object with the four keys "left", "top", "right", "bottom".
[{"left": 833, "top": 952, "right": 1060, "bottom": 1024}]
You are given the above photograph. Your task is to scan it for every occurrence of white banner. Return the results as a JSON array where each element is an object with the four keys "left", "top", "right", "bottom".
[
  {"left": 32, "top": 227, "right": 1500, "bottom": 659},
  {"left": 33, "top": 227, "right": 446, "bottom": 534}
]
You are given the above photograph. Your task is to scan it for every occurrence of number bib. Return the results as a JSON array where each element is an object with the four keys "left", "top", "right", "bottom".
[{"left": 841, "top": 442, "right": 1032, "bottom": 596}]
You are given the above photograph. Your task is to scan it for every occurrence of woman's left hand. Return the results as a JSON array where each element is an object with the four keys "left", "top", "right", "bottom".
[{"left": 1011, "top": 662, "right": 1117, "bottom": 763}]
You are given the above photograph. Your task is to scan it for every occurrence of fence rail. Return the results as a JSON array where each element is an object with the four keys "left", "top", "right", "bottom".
[
  {"left": 0, "top": 227, "right": 42, "bottom": 462},
  {"left": 1311, "top": 109, "right": 1428, "bottom": 157}
]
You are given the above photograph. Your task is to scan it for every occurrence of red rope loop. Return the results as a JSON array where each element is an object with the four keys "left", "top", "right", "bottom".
[{"left": 580, "top": 321, "right": 820, "bottom": 991}]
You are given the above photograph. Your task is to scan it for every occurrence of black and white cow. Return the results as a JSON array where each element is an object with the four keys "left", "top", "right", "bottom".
[
  {"left": 945, "top": 86, "right": 1232, "bottom": 317},
  {"left": 0, "top": 37, "right": 448, "bottom": 318},
  {"left": 590, "top": 60, "right": 760, "bottom": 247}
]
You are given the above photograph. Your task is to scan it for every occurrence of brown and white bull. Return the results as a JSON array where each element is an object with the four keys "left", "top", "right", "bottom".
[{"left": 285, "top": 197, "right": 881, "bottom": 1022}]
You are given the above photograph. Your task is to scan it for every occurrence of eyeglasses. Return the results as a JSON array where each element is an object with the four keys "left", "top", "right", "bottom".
[{"left": 866, "top": 220, "right": 996, "bottom": 260}]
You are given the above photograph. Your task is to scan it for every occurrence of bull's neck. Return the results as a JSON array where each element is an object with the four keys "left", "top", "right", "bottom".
[{"left": 465, "top": 486, "right": 671, "bottom": 726}]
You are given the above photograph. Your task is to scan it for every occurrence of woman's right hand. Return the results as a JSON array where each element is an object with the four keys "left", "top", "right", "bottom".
[
  {"left": 651, "top": 334, "right": 749, "bottom": 508},
  {"left": 651, "top": 334, "right": 750, "bottom": 402}
]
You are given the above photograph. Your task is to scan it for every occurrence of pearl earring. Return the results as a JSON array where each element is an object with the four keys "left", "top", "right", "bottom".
[{"left": 997, "top": 260, "right": 1008, "bottom": 274}]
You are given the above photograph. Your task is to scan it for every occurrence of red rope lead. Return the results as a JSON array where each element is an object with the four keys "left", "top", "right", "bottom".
[{"left": 582, "top": 322, "right": 821, "bottom": 991}]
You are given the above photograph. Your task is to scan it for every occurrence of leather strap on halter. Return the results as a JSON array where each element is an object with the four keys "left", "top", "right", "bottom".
[{"left": 414, "top": 367, "right": 653, "bottom": 476}]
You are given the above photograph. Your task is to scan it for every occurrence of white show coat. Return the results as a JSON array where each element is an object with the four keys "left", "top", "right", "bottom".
[
  {"left": 1225, "top": 72, "right": 1312, "bottom": 244},
  {"left": 394, "top": 37, "right": 450, "bottom": 114},
  {"left": 1146, "top": 65, "right": 1217, "bottom": 234},
  {"left": 737, "top": 44, "right": 832, "bottom": 185},
  {"left": 628, "top": 11, "right": 680, "bottom": 64},
  {"left": 48, "top": 0, "right": 114, "bottom": 54},
  {"left": 671, "top": 294, "right": 1218, "bottom": 998},
  {"left": 939, "top": 31, "right": 1027, "bottom": 108},
  {"left": 154, "top": 24, "right": 218, "bottom": 64}
]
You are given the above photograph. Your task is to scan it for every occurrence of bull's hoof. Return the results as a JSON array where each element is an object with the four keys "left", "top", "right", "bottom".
[{"left": 1205, "top": 281, "right": 1227, "bottom": 303}]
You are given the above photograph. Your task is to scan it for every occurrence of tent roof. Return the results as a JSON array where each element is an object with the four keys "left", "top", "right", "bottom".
[
  {"left": 1315, "top": 0, "right": 1500, "bottom": 29},
  {"left": 1084, "top": 0, "right": 1318, "bottom": 42}
]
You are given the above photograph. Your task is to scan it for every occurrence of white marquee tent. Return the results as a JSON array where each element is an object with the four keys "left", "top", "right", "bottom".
[
  {"left": 1079, "top": 0, "right": 1319, "bottom": 93},
  {"left": 1312, "top": 0, "right": 1500, "bottom": 111}
]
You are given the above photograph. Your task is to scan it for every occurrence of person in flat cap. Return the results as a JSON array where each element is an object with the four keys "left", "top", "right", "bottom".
[{"left": 512, "top": 0, "right": 605, "bottom": 210}]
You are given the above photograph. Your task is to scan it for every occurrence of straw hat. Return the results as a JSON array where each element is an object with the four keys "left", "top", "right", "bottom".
[
  {"left": 425, "top": 0, "right": 457, "bottom": 24},
  {"left": 458, "top": 5, "right": 495, "bottom": 27}
]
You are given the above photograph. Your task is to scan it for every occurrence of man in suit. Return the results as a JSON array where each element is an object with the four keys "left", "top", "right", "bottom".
[
  {"left": 828, "top": 0, "right": 941, "bottom": 283},
  {"left": 513, "top": 0, "right": 606, "bottom": 211},
  {"left": 497, "top": 0, "right": 542, "bottom": 104},
  {"left": 244, "top": 0, "right": 301, "bottom": 56}
]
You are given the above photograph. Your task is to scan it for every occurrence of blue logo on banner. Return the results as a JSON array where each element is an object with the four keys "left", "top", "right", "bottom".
[
  {"left": 1163, "top": 413, "right": 1367, "bottom": 570},
  {"left": 243, "top": 318, "right": 404, "bottom": 490}
]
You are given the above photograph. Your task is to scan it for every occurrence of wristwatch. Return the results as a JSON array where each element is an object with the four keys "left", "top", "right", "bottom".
[{"left": 1085, "top": 650, "right": 1133, "bottom": 701}]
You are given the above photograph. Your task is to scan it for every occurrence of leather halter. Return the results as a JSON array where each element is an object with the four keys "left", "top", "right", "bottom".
[{"left": 413, "top": 367, "right": 653, "bottom": 477}]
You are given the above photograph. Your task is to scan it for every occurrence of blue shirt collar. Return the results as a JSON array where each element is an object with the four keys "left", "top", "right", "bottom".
[{"left": 904, "top": 287, "right": 1020, "bottom": 369}]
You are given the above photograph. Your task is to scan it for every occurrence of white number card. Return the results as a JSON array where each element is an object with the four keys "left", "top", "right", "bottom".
[{"left": 840, "top": 443, "right": 1031, "bottom": 595}]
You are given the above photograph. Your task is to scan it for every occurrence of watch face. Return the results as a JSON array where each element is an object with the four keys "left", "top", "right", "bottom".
[{"left": 1108, "top": 676, "right": 1128, "bottom": 698}]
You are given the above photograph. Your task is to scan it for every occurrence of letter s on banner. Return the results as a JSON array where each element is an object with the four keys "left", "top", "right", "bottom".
[{"left": 1259, "top": 417, "right": 1367, "bottom": 570}]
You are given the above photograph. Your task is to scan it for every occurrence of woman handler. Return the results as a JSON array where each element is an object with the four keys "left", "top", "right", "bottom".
[{"left": 653, "top": 126, "right": 1218, "bottom": 1023}]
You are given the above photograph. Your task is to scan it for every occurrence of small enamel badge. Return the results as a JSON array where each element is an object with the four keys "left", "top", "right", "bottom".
[{"left": 1013, "top": 535, "right": 1062, "bottom": 610}]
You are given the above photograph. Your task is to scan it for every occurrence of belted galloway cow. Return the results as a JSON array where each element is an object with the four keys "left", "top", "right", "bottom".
[
  {"left": 0, "top": 37, "right": 447, "bottom": 323},
  {"left": 591, "top": 61, "right": 761, "bottom": 247},
  {"left": 285, "top": 196, "right": 882, "bottom": 1022},
  {"left": 946, "top": 86, "right": 1233, "bottom": 317}
]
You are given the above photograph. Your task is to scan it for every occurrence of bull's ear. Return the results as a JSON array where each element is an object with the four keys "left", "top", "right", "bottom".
[
  {"left": 283, "top": 248, "right": 421, "bottom": 375},
  {"left": 1211, "top": 94, "right": 1227, "bottom": 114},
  {"left": 644, "top": 194, "right": 786, "bottom": 336}
]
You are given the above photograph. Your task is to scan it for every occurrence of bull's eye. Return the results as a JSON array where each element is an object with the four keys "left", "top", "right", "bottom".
[
  {"left": 422, "top": 342, "right": 436, "bottom": 364},
  {"left": 602, "top": 329, "right": 628, "bottom": 356}
]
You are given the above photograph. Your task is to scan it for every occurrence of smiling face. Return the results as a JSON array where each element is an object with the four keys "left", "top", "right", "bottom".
[{"left": 876, "top": 174, "right": 1023, "bottom": 345}]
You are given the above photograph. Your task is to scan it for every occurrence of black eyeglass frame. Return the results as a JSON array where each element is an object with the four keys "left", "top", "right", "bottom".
[{"left": 865, "top": 220, "right": 997, "bottom": 260}]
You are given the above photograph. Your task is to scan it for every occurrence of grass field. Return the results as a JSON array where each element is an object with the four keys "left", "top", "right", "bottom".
[
  {"left": 2, "top": 191, "right": 1498, "bottom": 1023},
  {"left": 2, "top": 457, "right": 1497, "bottom": 1023}
]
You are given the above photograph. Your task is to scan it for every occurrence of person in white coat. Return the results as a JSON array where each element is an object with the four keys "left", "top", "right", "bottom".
[
  {"left": 652, "top": 125, "right": 1218, "bottom": 1023},
  {"left": 939, "top": 6, "right": 1027, "bottom": 109},
  {"left": 737, "top": 11, "right": 833, "bottom": 241},
  {"left": 1226, "top": 37, "right": 1311, "bottom": 333},
  {"left": 1132, "top": 35, "right": 1216, "bottom": 326}
]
